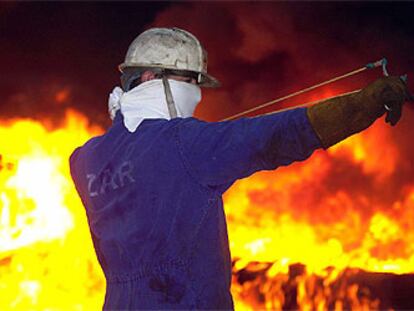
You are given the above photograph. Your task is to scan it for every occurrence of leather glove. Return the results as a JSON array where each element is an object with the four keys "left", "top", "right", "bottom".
[{"left": 307, "top": 76, "right": 407, "bottom": 148}]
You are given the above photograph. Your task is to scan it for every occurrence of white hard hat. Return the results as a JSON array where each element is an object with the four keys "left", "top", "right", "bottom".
[{"left": 119, "top": 27, "right": 220, "bottom": 88}]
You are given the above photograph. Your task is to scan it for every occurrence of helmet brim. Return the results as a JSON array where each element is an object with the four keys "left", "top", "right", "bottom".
[{"left": 119, "top": 63, "right": 221, "bottom": 88}]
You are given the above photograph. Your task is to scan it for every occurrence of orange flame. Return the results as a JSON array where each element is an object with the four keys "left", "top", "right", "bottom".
[{"left": 225, "top": 119, "right": 414, "bottom": 309}]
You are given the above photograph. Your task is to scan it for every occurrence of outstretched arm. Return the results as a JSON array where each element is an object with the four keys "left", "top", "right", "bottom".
[{"left": 178, "top": 76, "right": 407, "bottom": 190}]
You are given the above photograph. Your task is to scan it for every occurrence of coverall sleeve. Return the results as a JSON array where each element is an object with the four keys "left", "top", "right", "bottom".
[{"left": 177, "top": 107, "right": 321, "bottom": 188}]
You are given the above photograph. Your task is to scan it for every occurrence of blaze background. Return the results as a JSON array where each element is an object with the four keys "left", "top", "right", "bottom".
[{"left": 1, "top": 1, "right": 414, "bottom": 310}]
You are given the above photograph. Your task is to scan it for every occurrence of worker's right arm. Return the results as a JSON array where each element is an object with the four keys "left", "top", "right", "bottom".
[{"left": 177, "top": 107, "right": 321, "bottom": 190}]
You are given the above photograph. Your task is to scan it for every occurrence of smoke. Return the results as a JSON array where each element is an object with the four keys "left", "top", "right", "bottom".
[
  {"left": 0, "top": 78, "right": 110, "bottom": 129},
  {"left": 2, "top": 3, "right": 413, "bottom": 122},
  {"left": 0, "top": 2, "right": 167, "bottom": 125},
  {"left": 152, "top": 2, "right": 414, "bottom": 120}
]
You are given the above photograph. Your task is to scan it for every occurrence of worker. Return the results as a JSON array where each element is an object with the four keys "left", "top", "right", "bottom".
[{"left": 69, "top": 27, "right": 408, "bottom": 310}]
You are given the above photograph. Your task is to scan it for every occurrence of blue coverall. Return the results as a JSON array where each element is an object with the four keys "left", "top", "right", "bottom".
[{"left": 69, "top": 108, "right": 321, "bottom": 309}]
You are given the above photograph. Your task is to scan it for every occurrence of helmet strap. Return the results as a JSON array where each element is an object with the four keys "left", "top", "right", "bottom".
[
  {"left": 161, "top": 75, "right": 178, "bottom": 118},
  {"left": 120, "top": 69, "right": 142, "bottom": 92}
]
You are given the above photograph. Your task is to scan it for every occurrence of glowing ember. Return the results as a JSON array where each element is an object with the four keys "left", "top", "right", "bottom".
[{"left": 0, "top": 108, "right": 413, "bottom": 310}]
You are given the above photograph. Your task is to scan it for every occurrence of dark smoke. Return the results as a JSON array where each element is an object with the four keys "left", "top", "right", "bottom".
[
  {"left": 1, "top": 2, "right": 413, "bottom": 124},
  {"left": 151, "top": 2, "right": 414, "bottom": 120},
  {"left": 0, "top": 2, "right": 170, "bottom": 127}
]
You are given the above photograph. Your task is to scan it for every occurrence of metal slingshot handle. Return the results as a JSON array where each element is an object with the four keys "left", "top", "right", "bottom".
[
  {"left": 367, "top": 58, "right": 413, "bottom": 104},
  {"left": 365, "top": 58, "right": 389, "bottom": 76}
]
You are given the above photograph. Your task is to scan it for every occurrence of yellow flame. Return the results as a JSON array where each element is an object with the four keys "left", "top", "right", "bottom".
[{"left": 0, "top": 110, "right": 105, "bottom": 310}]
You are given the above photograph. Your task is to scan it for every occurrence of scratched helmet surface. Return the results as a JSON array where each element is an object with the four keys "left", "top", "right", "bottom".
[{"left": 119, "top": 27, "right": 220, "bottom": 88}]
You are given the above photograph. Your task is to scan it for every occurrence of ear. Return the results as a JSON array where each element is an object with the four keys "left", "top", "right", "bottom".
[{"left": 141, "top": 70, "right": 157, "bottom": 82}]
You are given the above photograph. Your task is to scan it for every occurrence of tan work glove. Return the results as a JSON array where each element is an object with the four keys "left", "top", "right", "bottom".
[{"left": 307, "top": 76, "right": 408, "bottom": 149}]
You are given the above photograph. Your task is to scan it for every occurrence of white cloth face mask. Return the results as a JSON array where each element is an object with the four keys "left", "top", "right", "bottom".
[{"left": 108, "top": 79, "right": 202, "bottom": 133}]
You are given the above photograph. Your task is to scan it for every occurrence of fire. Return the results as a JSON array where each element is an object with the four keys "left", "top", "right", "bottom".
[
  {"left": 0, "top": 110, "right": 105, "bottom": 310},
  {"left": 225, "top": 120, "right": 414, "bottom": 309},
  {"left": 1, "top": 107, "right": 413, "bottom": 310}
]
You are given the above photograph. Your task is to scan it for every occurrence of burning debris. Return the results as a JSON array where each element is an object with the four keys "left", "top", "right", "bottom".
[{"left": 232, "top": 260, "right": 414, "bottom": 310}]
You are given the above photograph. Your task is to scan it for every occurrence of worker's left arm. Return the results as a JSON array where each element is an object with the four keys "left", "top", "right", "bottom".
[
  {"left": 177, "top": 107, "right": 321, "bottom": 190},
  {"left": 178, "top": 76, "right": 408, "bottom": 191}
]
